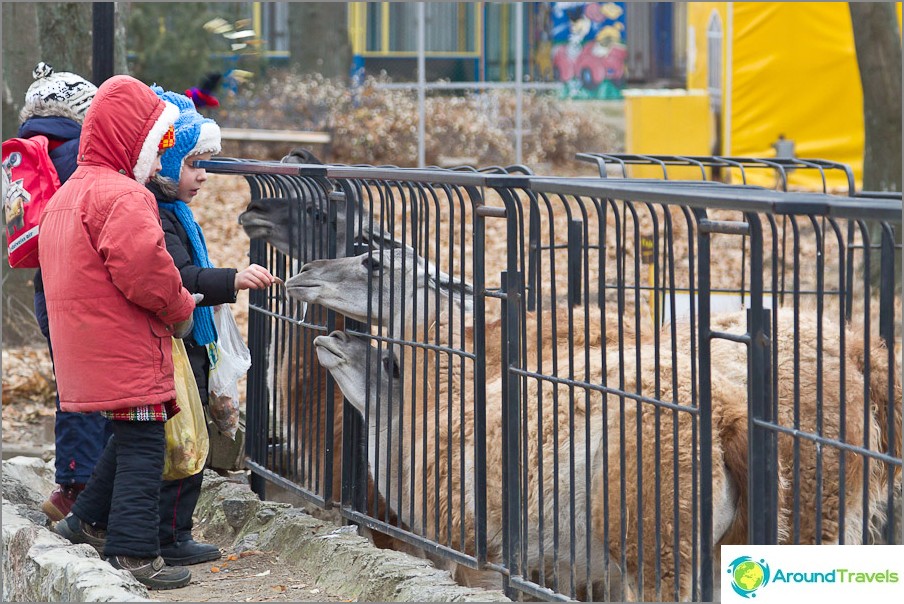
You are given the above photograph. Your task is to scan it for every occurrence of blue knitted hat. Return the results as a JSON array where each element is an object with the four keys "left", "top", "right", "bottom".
[{"left": 151, "top": 85, "right": 221, "bottom": 182}]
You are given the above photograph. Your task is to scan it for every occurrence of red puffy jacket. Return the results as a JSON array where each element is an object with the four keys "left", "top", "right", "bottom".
[{"left": 39, "top": 75, "right": 195, "bottom": 412}]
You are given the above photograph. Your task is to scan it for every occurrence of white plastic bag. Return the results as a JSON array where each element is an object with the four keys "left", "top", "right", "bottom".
[{"left": 208, "top": 304, "right": 251, "bottom": 440}]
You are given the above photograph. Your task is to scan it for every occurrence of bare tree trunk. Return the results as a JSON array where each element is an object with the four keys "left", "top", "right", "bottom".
[
  {"left": 36, "top": 2, "right": 93, "bottom": 76},
  {"left": 1, "top": 3, "right": 44, "bottom": 346},
  {"left": 113, "top": 2, "right": 130, "bottom": 76},
  {"left": 850, "top": 2, "right": 902, "bottom": 193},
  {"left": 849, "top": 3, "right": 902, "bottom": 292},
  {"left": 288, "top": 3, "right": 351, "bottom": 80},
  {"left": 2, "top": 3, "right": 39, "bottom": 140}
]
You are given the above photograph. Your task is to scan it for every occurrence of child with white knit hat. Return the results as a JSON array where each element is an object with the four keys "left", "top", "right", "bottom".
[
  {"left": 147, "top": 87, "right": 275, "bottom": 567},
  {"left": 21, "top": 62, "right": 97, "bottom": 122},
  {"left": 18, "top": 62, "right": 109, "bottom": 528}
]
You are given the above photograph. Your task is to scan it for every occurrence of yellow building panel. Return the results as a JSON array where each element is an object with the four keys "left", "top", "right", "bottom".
[{"left": 624, "top": 89, "right": 714, "bottom": 179}]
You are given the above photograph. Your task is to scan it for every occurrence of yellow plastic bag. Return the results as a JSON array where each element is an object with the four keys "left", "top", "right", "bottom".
[{"left": 162, "top": 337, "right": 210, "bottom": 480}]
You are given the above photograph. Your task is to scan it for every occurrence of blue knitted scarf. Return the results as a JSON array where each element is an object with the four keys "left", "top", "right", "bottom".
[{"left": 158, "top": 201, "right": 217, "bottom": 346}]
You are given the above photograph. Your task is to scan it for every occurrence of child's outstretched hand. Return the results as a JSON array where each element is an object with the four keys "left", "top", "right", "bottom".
[{"left": 235, "top": 263, "right": 276, "bottom": 291}]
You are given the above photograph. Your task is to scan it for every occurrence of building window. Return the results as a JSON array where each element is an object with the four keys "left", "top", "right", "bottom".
[
  {"left": 259, "top": 2, "right": 289, "bottom": 54},
  {"left": 364, "top": 2, "right": 477, "bottom": 54}
]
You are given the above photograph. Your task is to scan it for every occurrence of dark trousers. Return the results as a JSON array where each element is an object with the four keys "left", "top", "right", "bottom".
[
  {"left": 71, "top": 420, "right": 165, "bottom": 558},
  {"left": 158, "top": 471, "right": 203, "bottom": 545},
  {"left": 35, "top": 290, "right": 112, "bottom": 484}
]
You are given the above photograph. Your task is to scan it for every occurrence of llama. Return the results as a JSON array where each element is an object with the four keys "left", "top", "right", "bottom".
[
  {"left": 288, "top": 248, "right": 900, "bottom": 601},
  {"left": 287, "top": 249, "right": 741, "bottom": 598},
  {"left": 313, "top": 330, "right": 406, "bottom": 528}
]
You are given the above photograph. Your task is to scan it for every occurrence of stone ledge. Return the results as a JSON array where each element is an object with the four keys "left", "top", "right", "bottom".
[
  {"left": 2, "top": 500, "right": 152, "bottom": 602},
  {"left": 2, "top": 457, "right": 510, "bottom": 602}
]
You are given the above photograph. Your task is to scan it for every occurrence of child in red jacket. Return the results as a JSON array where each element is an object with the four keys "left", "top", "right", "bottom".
[{"left": 42, "top": 75, "right": 196, "bottom": 591}]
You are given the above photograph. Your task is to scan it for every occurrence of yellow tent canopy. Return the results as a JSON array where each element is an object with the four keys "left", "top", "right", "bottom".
[{"left": 684, "top": 2, "right": 901, "bottom": 192}]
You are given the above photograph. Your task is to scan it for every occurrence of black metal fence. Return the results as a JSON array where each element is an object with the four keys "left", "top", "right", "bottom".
[{"left": 200, "top": 156, "right": 902, "bottom": 602}]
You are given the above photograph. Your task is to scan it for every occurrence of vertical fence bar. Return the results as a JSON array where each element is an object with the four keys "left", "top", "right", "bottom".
[
  {"left": 568, "top": 219, "right": 583, "bottom": 307},
  {"left": 527, "top": 200, "right": 540, "bottom": 312},
  {"left": 693, "top": 208, "right": 713, "bottom": 600},
  {"left": 473, "top": 202, "right": 489, "bottom": 565}
]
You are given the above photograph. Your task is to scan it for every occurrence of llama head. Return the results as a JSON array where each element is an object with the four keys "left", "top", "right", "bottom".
[
  {"left": 314, "top": 330, "right": 402, "bottom": 425},
  {"left": 286, "top": 247, "right": 471, "bottom": 329},
  {"left": 239, "top": 192, "right": 354, "bottom": 262}
]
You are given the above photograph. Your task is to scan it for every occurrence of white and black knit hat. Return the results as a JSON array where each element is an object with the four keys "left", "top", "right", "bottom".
[{"left": 24, "top": 62, "right": 97, "bottom": 119}]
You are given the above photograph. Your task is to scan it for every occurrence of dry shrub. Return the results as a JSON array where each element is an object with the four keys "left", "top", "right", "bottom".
[{"left": 217, "top": 69, "right": 621, "bottom": 167}]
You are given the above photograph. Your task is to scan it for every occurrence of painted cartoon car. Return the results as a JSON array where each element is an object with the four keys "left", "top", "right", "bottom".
[{"left": 553, "top": 40, "right": 627, "bottom": 90}]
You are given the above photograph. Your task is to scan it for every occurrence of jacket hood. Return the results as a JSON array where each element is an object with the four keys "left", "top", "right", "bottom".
[
  {"left": 18, "top": 114, "right": 82, "bottom": 142},
  {"left": 77, "top": 75, "right": 179, "bottom": 184}
]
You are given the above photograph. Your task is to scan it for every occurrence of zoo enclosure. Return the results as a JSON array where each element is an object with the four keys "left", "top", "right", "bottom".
[{"left": 201, "top": 156, "right": 902, "bottom": 602}]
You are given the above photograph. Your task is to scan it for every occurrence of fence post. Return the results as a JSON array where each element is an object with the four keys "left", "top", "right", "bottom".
[
  {"left": 246, "top": 234, "right": 268, "bottom": 500},
  {"left": 879, "top": 223, "right": 897, "bottom": 543},
  {"left": 500, "top": 270, "right": 523, "bottom": 595},
  {"left": 744, "top": 215, "right": 779, "bottom": 545}
]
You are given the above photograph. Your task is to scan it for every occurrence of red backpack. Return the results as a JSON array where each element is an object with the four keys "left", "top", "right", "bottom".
[{"left": 2, "top": 135, "right": 61, "bottom": 268}]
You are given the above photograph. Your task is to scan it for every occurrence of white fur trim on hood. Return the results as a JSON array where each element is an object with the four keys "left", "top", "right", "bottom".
[
  {"left": 132, "top": 101, "right": 179, "bottom": 185},
  {"left": 189, "top": 121, "right": 222, "bottom": 157}
]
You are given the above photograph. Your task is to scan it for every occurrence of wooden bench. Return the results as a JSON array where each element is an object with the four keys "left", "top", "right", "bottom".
[{"left": 219, "top": 128, "right": 331, "bottom": 159}]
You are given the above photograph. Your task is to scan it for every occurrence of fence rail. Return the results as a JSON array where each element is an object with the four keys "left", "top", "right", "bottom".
[{"left": 200, "top": 156, "right": 902, "bottom": 602}]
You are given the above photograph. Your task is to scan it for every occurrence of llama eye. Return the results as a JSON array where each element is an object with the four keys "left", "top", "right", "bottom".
[
  {"left": 362, "top": 255, "right": 383, "bottom": 274},
  {"left": 382, "top": 355, "right": 400, "bottom": 379},
  {"left": 305, "top": 205, "right": 325, "bottom": 222}
]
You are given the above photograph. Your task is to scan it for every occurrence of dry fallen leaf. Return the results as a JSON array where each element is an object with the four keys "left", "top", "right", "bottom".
[
  {"left": 272, "top": 585, "right": 287, "bottom": 592},
  {"left": 210, "top": 566, "right": 220, "bottom": 573},
  {"left": 227, "top": 554, "right": 239, "bottom": 561}
]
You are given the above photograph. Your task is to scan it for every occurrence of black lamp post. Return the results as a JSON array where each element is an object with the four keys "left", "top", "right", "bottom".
[{"left": 92, "top": 2, "right": 115, "bottom": 86}]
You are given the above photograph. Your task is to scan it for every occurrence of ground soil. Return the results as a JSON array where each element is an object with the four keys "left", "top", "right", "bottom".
[{"left": 150, "top": 546, "right": 347, "bottom": 603}]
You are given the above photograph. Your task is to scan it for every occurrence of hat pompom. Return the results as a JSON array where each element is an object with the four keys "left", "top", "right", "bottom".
[{"left": 33, "top": 62, "right": 54, "bottom": 80}]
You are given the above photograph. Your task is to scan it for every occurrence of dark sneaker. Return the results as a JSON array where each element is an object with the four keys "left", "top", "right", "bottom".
[
  {"left": 107, "top": 555, "right": 191, "bottom": 590},
  {"left": 52, "top": 514, "right": 106, "bottom": 555},
  {"left": 160, "top": 539, "right": 222, "bottom": 566},
  {"left": 42, "top": 484, "right": 85, "bottom": 522}
]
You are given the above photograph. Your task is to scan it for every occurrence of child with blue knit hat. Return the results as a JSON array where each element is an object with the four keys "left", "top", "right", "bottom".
[{"left": 148, "top": 86, "right": 275, "bottom": 567}]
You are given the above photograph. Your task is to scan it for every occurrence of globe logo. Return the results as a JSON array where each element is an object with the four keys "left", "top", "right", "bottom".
[{"left": 727, "top": 556, "right": 770, "bottom": 598}]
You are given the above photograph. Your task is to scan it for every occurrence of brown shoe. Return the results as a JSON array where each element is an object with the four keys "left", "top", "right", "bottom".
[
  {"left": 52, "top": 514, "right": 106, "bottom": 555},
  {"left": 107, "top": 555, "right": 191, "bottom": 590},
  {"left": 42, "top": 484, "right": 85, "bottom": 522}
]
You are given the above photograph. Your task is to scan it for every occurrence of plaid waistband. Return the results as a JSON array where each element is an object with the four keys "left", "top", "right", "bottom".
[{"left": 101, "top": 399, "right": 180, "bottom": 422}]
